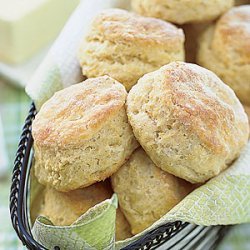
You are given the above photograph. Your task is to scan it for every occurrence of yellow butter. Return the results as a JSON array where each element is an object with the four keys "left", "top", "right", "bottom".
[{"left": 0, "top": 0, "right": 79, "bottom": 64}]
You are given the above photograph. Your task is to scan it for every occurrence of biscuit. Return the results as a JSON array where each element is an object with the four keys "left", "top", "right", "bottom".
[
  {"left": 244, "top": 105, "right": 250, "bottom": 131},
  {"left": 79, "top": 8, "right": 184, "bottom": 91},
  {"left": 40, "top": 182, "right": 131, "bottom": 241},
  {"left": 127, "top": 62, "right": 249, "bottom": 183},
  {"left": 197, "top": 6, "right": 250, "bottom": 105},
  {"left": 116, "top": 208, "right": 132, "bottom": 241},
  {"left": 235, "top": 0, "right": 250, "bottom": 5},
  {"left": 33, "top": 76, "right": 138, "bottom": 192},
  {"left": 182, "top": 23, "right": 210, "bottom": 63},
  {"left": 40, "top": 181, "right": 112, "bottom": 226},
  {"left": 111, "top": 148, "right": 193, "bottom": 234},
  {"left": 131, "top": 0, "right": 233, "bottom": 24}
]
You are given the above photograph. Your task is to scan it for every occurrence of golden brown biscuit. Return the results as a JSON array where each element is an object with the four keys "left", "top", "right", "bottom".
[
  {"left": 131, "top": 0, "right": 233, "bottom": 24},
  {"left": 33, "top": 76, "right": 138, "bottom": 192},
  {"left": 79, "top": 8, "right": 184, "bottom": 91},
  {"left": 235, "top": 0, "right": 250, "bottom": 5},
  {"left": 40, "top": 182, "right": 131, "bottom": 241},
  {"left": 182, "top": 22, "right": 211, "bottom": 63},
  {"left": 244, "top": 105, "right": 250, "bottom": 131},
  {"left": 30, "top": 171, "right": 46, "bottom": 224},
  {"left": 127, "top": 62, "right": 249, "bottom": 183},
  {"left": 197, "top": 6, "right": 250, "bottom": 105},
  {"left": 111, "top": 148, "right": 193, "bottom": 235},
  {"left": 244, "top": 105, "right": 250, "bottom": 120},
  {"left": 40, "top": 181, "right": 112, "bottom": 226},
  {"left": 116, "top": 208, "right": 132, "bottom": 241}
]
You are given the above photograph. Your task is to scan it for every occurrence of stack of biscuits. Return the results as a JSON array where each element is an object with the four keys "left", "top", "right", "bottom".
[{"left": 32, "top": 1, "right": 250, "bottom": 241}]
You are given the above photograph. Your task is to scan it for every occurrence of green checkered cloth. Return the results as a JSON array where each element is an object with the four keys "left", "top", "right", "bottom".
[
  {"left": 0, "top": 79, "right": 30, "bottom": 250},
  {"left": 0, "top": 78, "right": 249, "bottom": 250}
]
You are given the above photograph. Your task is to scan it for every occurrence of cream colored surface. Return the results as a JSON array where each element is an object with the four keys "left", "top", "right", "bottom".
[
  {"left": 111, "top": 148, "right": 193, "bottom": 234},
  {"left": 40, "top": 181, "right": 112, "bottom": 226},
  {"left": 0, "top": 0, "right": 47, "bottom": 20},
  {"left": 127, "top": 62, "right": 249, "bottom": 183},
  {"left": 33, "top": 76, "right": 138, "bottom": 192},
  {"left": 197, "top": 6, "right": 250, "bottom": 105},
  {"left": 131, "top": 0, "right": 233, "bottom": 24},
  {"left": 79, "top": 8, "right": 184, "bottom": 91},
  {"left": 0, "top": 0, "right": 79, "bottom": 64}
]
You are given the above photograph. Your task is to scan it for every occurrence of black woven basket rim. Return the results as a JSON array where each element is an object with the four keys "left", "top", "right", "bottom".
[{"left": 9, "top": 102, "right": 231, "bottom": 250}]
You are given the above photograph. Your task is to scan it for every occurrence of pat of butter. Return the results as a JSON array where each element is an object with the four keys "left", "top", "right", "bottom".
[{"left": 0, "top": 0, "right": 79, "bottom": 64}]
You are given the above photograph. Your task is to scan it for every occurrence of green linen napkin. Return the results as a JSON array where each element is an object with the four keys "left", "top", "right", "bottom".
[
  {"left": 26, "top": 1, "right": 250, "bottom": 249},
  {"left": 32, "top": 195, "right": 118, "bottom": 250}
]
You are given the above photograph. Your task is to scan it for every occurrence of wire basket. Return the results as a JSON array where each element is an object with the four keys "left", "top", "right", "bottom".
[{"left": 10, "top": 103, "right": 231, "bottom": 250}]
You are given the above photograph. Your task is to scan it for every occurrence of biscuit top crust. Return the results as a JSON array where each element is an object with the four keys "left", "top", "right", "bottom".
[
  {"left": 128, "top": 62, "right": 249, "bottom": 155},
  {"left": 212, "top": 6, "right": 250, "bottom": 63},
  {"left": 159, "top": 62, "right": 248, "bottom": 154},
  {"left": 91, "top": 8, "right": 184, "bottom": 49},
  {"left": 32, "top": 76, "right": 127, "bottom": 147},
  {"left": 41, "top": 181, "right": 112, "bottom": 226}
]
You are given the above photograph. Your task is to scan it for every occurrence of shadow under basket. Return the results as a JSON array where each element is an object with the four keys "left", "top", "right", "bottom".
[{"left": 10, "top": 103, "right": 231, "bottom": 250}]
